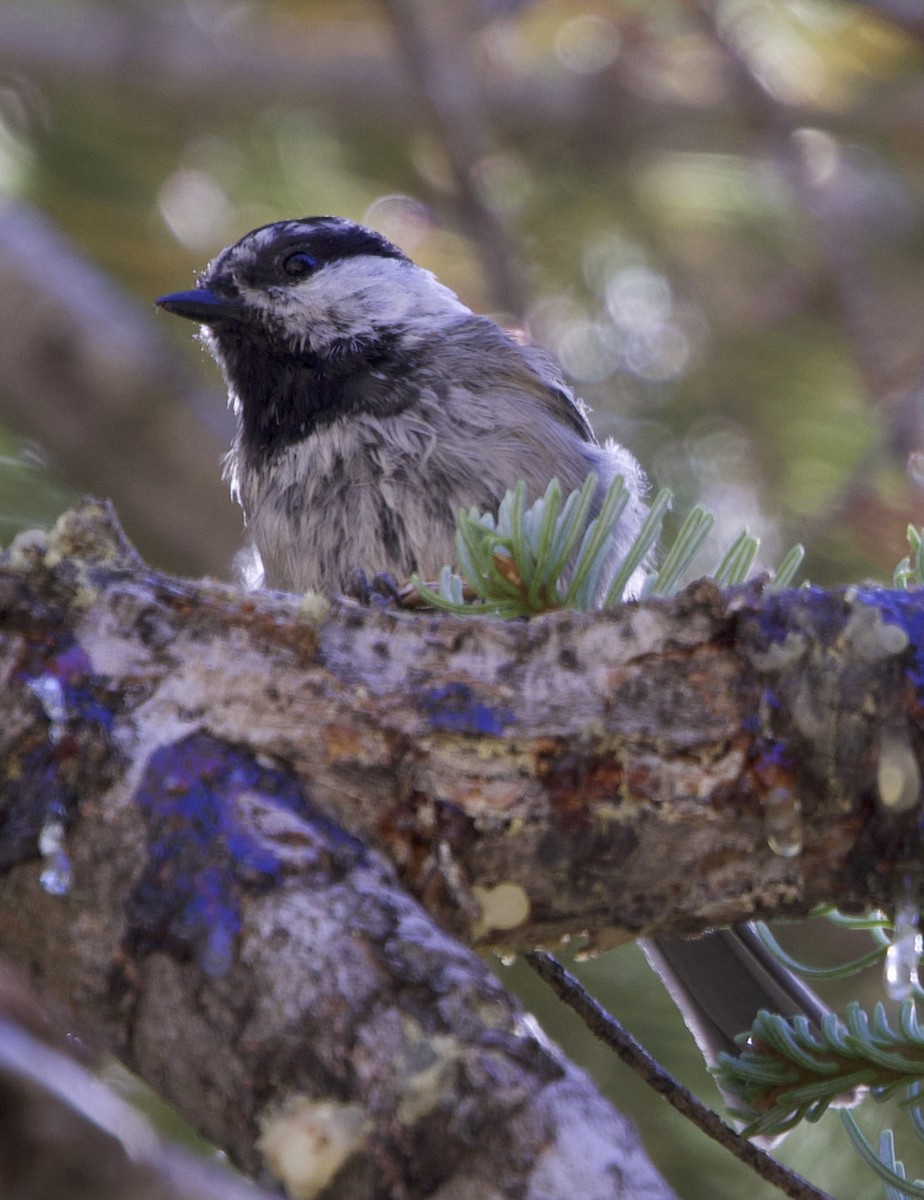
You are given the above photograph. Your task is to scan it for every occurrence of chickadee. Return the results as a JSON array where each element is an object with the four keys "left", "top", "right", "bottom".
[
  {"left": 157, "top": 215, "right": 828, "bottom": 1127},
  {"left": 156, "top": 216, "right": 647, "bottom": 595}
]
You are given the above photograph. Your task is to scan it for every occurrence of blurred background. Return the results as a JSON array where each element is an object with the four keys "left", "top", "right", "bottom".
[{"left": 2, "top": 0, "right": 924, "bottom": 1195}]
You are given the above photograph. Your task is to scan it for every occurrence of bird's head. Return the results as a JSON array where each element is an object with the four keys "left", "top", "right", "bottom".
[{"left": 156, "top": 216, "right": 468, "bottom": 357}]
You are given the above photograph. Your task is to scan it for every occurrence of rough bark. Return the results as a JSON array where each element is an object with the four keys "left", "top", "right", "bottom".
[
  {"left": 0, "top": 500, "right": 680, "bottom": 1198},
  {"left": 1, "top": 499, "right": 922, "bottom": 1197},
  {"left": 3, "top": 499, "right": 922, "bottom": 944}
]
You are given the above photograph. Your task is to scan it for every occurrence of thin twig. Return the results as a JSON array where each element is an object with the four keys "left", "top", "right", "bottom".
[
  {"left": 379, "top": 0, "right": 526, "bottom": 313},
  {"left": 524, "top": 950, "right": 835, "bottom": 1200}
]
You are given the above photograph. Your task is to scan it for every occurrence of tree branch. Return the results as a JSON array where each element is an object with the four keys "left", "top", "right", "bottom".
[
  {"left": 1, "top": 498, "right": 921, "bottom": 1195},
  {"left": 1, "top": 500, "right": 919, "bottom": 946},
  {"left": 0, "top": 501, "right": 690, "bottom": 1198}
]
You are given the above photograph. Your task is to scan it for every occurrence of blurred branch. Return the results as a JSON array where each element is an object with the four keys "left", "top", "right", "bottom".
[
  {"left": 0, "top": 2, "right": 642, "bottom": 141},
  {"left": 380, "top": 0, "right": 526, "bottom": 312},
  {"left": 851, "top": 0, "right": 924, "bottom": 38},
  {"left": 0, "top": 1, "right": 914, "bottom": 155},
  {"left": 0, "top": 964, "right": 268, "bottom": 1200},
  {"left": 691, "top": 0, "right": 891, "bottom": 402},
  {"left": 690, "top": 0, "right": 924, "bottom": 550},
  {"left": 0, "top": 200, "right": 239, "bottom": 577}
]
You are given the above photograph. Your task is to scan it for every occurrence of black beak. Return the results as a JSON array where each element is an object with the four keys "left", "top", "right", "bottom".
[{"left": 155, "top": 288, "right": 248, "bottom": 325}]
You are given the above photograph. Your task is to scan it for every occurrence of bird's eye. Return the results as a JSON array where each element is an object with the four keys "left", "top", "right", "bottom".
[{"left": 282, "top": 252, "right": 318, "bottom": 278}]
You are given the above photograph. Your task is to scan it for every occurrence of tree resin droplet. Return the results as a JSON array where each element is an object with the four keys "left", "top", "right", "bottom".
[
  {"left": 28, "top": 674, "right": 67, "bottom": 743},
  {"left": 38, "top": 816, "right": 71, "bottom": 897},
  {"left": 886, "top": 891, "right": 922, "bottom": 1002},
  {"left": 762, "top": 786, "right": 803, "bottom": 857},
  {"left": 877, "top": 728, "right": 920, "bottom": 813},
  {"left": 40, "top": 853, "right": 72, "bottom": 897}
]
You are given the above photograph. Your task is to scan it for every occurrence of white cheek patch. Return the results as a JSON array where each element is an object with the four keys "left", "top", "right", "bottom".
[{"left": 236, "top": 257, "right": 469, "bottom": 352}]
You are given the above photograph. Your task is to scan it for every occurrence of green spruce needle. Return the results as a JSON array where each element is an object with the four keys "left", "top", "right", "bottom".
[
  {"left": 413, "top": 470, "right": 805, "bottom": 615},
  {"left": 718, "top": 1001, "right": 924, "bottom": 1140},
  {"left": 712, "top": 528, "right": 759, "bottom": 587},
  {"left": 649, "top": 505, "right": 714, "bottom": 596}
]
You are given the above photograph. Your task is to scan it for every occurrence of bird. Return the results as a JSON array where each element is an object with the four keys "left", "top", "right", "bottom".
[
  {"left": 157, "top": 214, "right": 829, "bottom": 1130},
  {"left": 155, "top": 216, "right": 648, "bottom": 596}
]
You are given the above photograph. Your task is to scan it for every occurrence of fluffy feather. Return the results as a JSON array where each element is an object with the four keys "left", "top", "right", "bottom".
[{"left": 158, "top": 216, "right": 649, "bottom": 594}]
